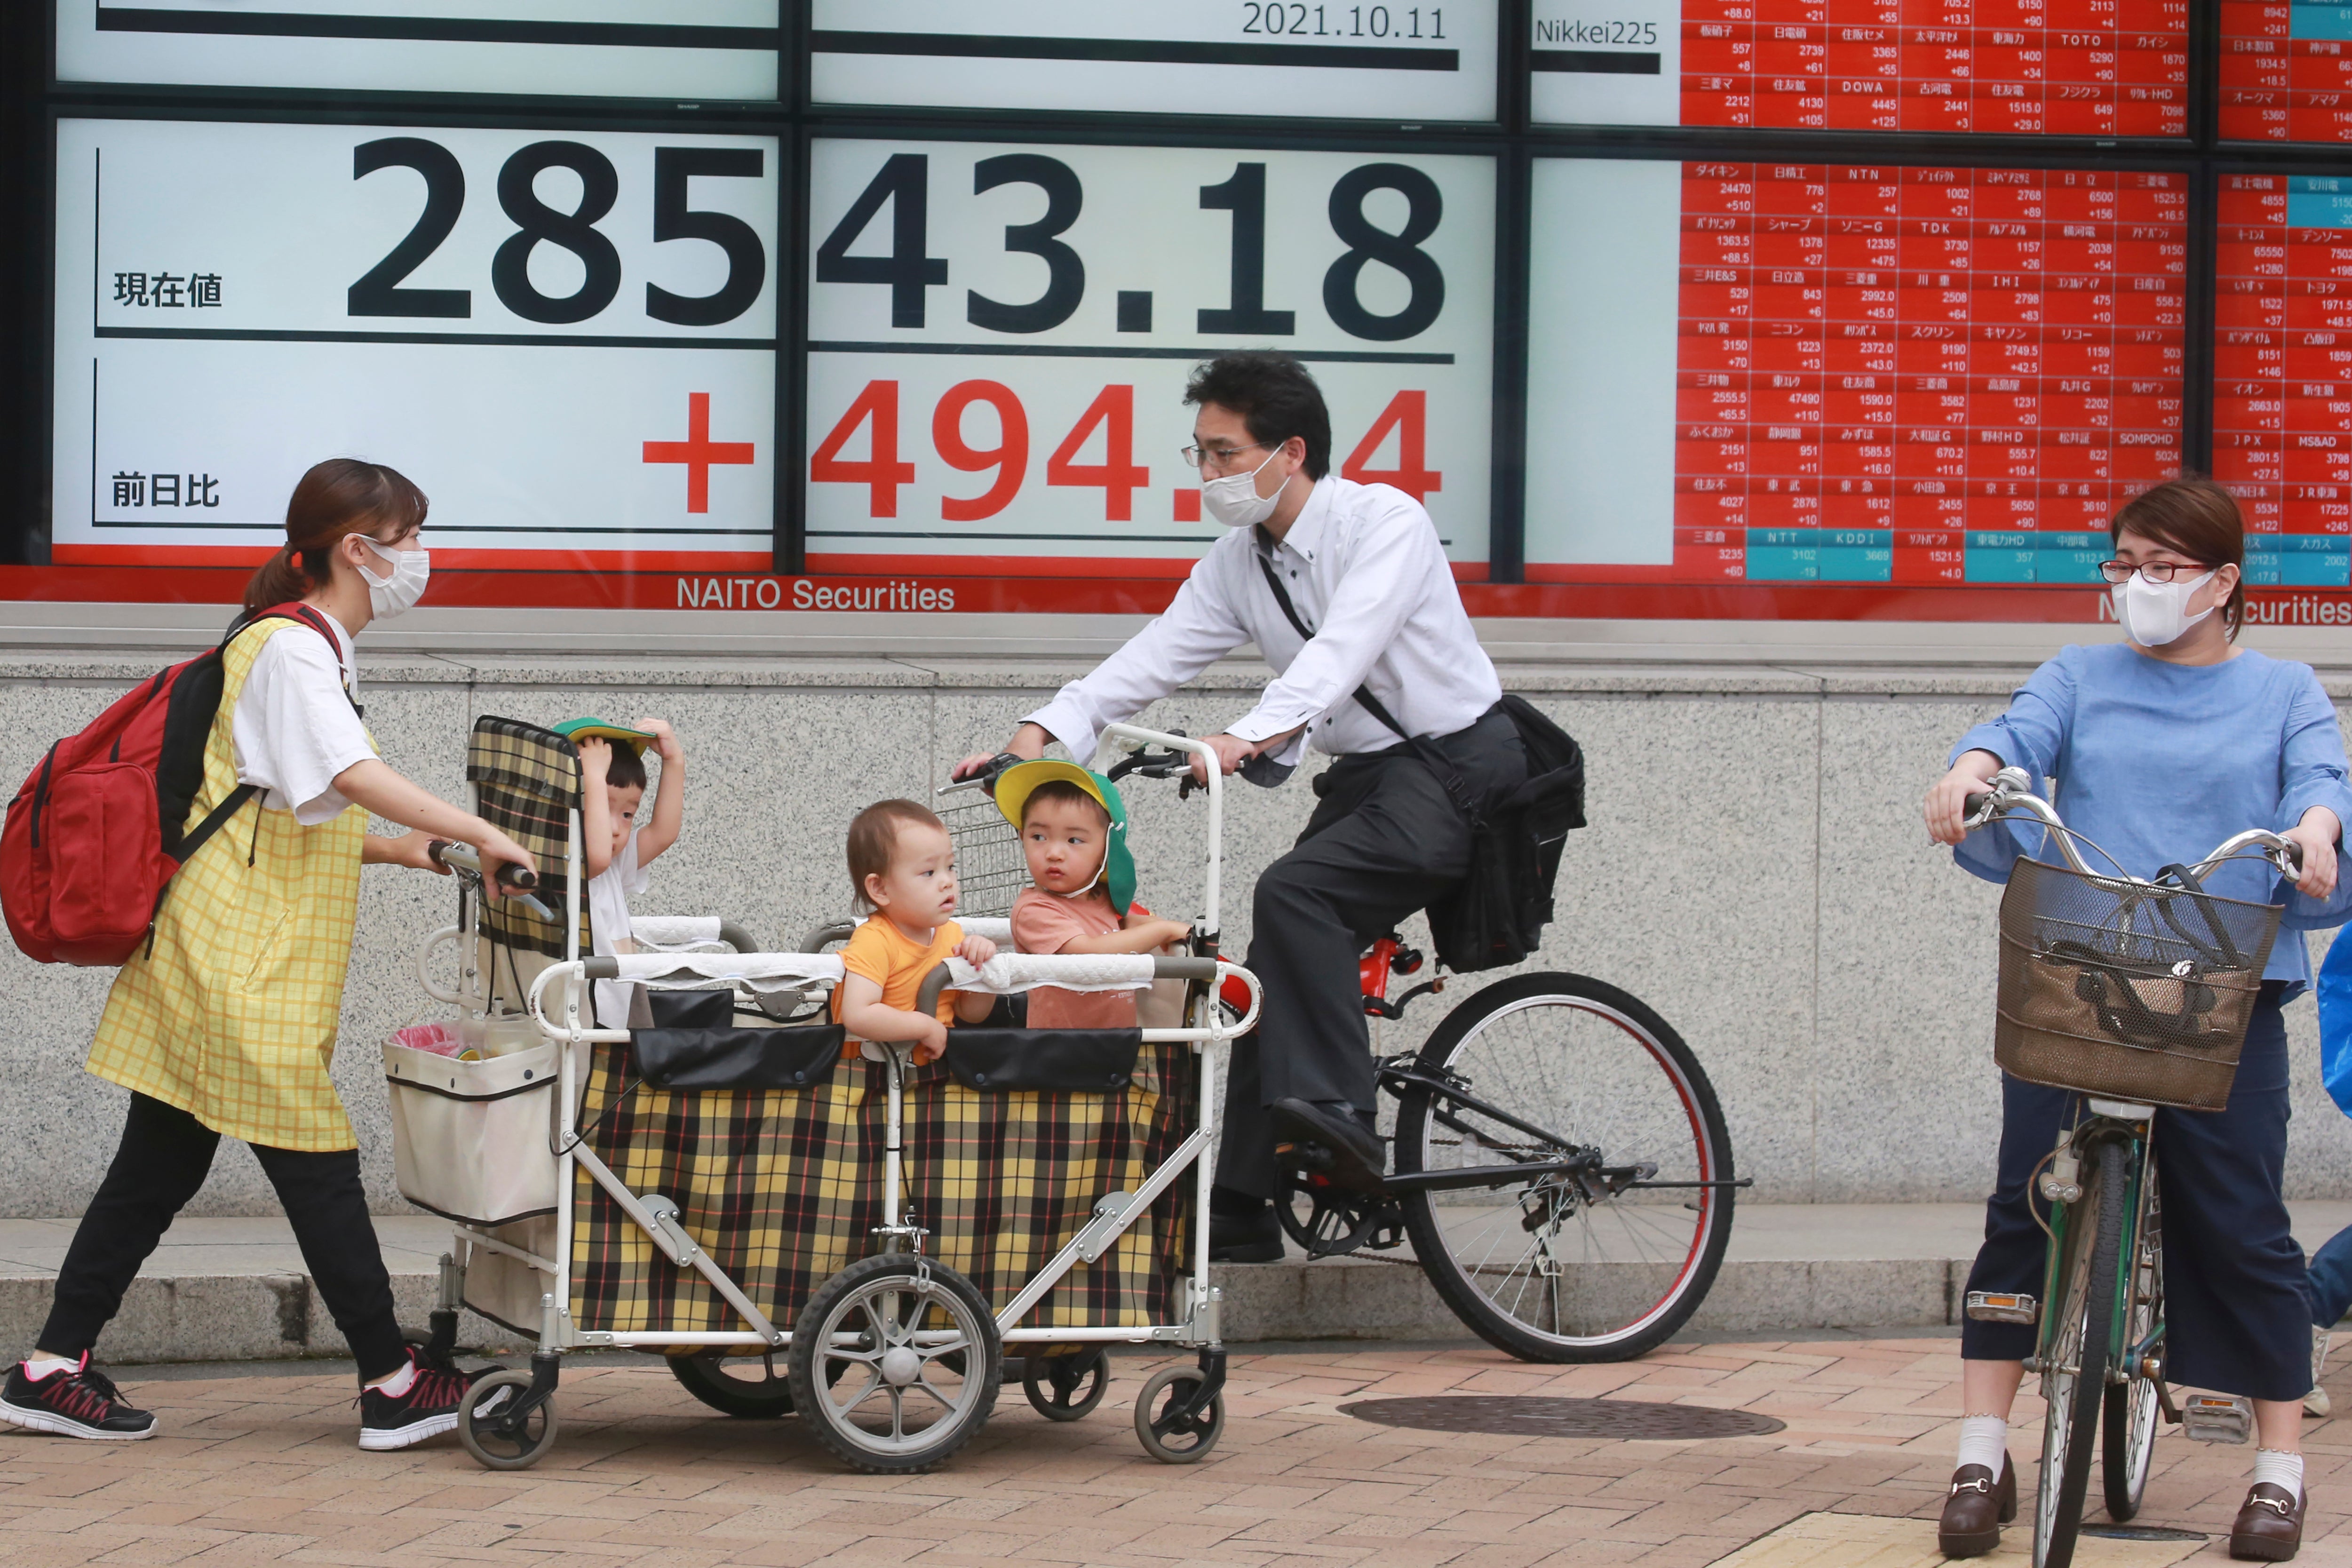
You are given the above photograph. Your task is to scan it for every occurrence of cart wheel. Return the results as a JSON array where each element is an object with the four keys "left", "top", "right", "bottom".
[
  {"left": 787, "top": 1254, "right": 1001, "bottom": 1473},
  {"left": 458, "top": 1368, "right": 559, "bottom": 1471},
  {"left": 668, "top": 1349, "right": 795, "bottom": 1418},
  {"left": 1133, "top": 1366, "right": 1223, "bottom": 1463},
  {"left": 1022, "top": 1350, "right": 1110, "bottom": 1422}
]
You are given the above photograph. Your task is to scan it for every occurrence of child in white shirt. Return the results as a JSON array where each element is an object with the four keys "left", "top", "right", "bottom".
[{"left": 559, "top": 718, "right": 685, "bottom": 1028}]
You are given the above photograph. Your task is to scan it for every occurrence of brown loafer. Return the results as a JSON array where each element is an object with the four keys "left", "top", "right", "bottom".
[
  {"left": 2230, "top": 1482, "right": 2305, "bottom": 1561},
  {"left": 1938, "top": 1455, "right": 2016, "bottom": 1558}
]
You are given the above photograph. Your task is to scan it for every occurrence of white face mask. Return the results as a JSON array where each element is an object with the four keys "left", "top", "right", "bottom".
[
  {"left": 1200, "top": 446, "right": 1285, "bottom": 529},
  {"left": 2111, "top": 569, "right": 2216, "bottom": 648},
  {"left": 358, "top": 535, "right": 430, "bottom": 620}
]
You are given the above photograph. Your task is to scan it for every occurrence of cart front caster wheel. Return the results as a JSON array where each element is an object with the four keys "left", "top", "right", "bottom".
[
  {"left": 1134, "top": 1366, "right": 1223, "bottom": 1463},
  {"left": 1022, "top": 1349, "right": 1109, "bottom": 1422},
  {"left": 788, "top": 1254, "right": 1001, "bottom": 1473},
  {"left": 458, "top": 1368, "right": 559, "bottom": 1471}
]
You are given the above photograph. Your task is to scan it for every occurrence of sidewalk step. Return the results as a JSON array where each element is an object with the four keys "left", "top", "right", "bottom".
[{"left": 2, "top": 1202, "right": 2344, "bottom": 1364}]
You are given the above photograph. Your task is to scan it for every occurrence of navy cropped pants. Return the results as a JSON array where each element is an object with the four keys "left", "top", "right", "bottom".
[{"left": 1959, "top": 984, "right": 2313, "bottom": 1402}]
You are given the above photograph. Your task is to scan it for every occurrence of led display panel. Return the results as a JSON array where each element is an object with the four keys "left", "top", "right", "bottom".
[
  {"left": 54, "top": 0, "right": 781, "bottom": 100},
  {"left": 2222, "top": 3, "right": 2352, "bottom": 143},
  {"left": 1526, "top": 158, "right": 2188, "bottom": 593},
  {"left": 803, "top": 139, "right": 1494, "bottom": 574},
  {"left": 1531, "top": 0, "right": 2186, "bottom": 135},
  {"left": 810, "top": 1, "right": 1497, "bottom": 121},
  {"left": 51, "top": 119, "right": 780, "bottom": 571},
  {"left": 2213, "top": 174, "right": 2352, "bottom": 586}
]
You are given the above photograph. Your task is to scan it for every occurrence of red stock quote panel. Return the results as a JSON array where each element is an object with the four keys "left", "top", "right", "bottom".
[
  {"left": 2224, "top": 1, "right": 2352, "bottom": 143},
  {"left": 1524, "top": 160, "right": 2189, "bottom": 585},
  {"left": 1531, "top": 0, "right": 2187, "bottom": 135},
  {"left": 2214, "top": 175, "right": 2352, "bottom": 585}
]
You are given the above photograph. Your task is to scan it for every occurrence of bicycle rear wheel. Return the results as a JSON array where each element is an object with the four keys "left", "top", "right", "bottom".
[
  {"left": 2036, "top": 1137, "right": 2127, "bottom": 1568},
  {"left": 1393, "top": 973, "right": 1734, "bottom": 1363},
  {"left": 2102, "top": 1168, "right": 2161, "bottom": 1523}
]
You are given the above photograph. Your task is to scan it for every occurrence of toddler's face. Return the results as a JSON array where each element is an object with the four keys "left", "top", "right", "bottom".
[
  {"left": 868, "top": 821, "right": 960, "bottom": 930},
  {"left": 606, "top": 783, "right": 643, "bottom": 855},
  {"left": 1022, "top": 796, "right": 1109, "bottom": 897}
]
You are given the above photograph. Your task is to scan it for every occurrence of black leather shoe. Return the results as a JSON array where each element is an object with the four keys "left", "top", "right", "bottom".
[
  {"left": 1938, "top": 1455, "right": 2015, "bottom": 1558},
  {"left": 1271, "top": 1098, "right": 1387, "bottom": 1194},
  {"left": 1208, "top": 1206, "right": 1284, "bottom": 1264},
  {"left": 2230, "top": 1482, "right": 2305, "bottom": 1560}
]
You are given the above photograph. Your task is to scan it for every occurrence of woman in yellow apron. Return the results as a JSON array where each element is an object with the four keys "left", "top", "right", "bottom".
[{"left": 0, "top": 459, "right": 536, "bottom": 1451}]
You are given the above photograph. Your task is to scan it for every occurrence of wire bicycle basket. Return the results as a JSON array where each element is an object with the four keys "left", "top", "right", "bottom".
[
  {"left": 1994, "top": 857, "right": 2281, "bottom": 1111},
  {"left": 938, "top": 793, "right": 1027, "bottom": 921}
]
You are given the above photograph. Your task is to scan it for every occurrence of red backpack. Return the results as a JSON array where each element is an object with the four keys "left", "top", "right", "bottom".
[{"left": 1, "top": 604, "right": 343, "bottom": 965}]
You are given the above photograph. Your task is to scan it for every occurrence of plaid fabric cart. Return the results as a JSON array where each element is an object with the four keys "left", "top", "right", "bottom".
[{"left": 395, "top": 716, "right": 1260, "bottom": 1473}]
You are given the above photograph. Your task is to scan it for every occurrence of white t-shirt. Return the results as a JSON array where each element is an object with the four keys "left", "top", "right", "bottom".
[
  {"left": 231, "top": 611, "right": 375, "bottom": 824},
  {"left": 590, "top": 828, "right": 652, "bottom": 1028}
]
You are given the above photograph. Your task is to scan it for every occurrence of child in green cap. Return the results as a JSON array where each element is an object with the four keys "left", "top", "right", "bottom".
[{"left": 998, "top": 762, "right": 1192, "bottom": 1029}]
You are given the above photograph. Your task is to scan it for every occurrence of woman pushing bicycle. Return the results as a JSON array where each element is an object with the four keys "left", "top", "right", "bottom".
[{"left": 1925, "top": 477, "right": 2352, "bottom": 1562}]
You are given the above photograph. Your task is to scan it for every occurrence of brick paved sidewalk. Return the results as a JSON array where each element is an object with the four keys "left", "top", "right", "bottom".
[{"left": 1, "top": 1333, "right": 2347, "bottom": 1567}]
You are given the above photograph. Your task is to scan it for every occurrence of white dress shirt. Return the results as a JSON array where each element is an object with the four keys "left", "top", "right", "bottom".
[
  {"left": 231, "top": 610, "right": 375, "bottom": 824},
  {"left": 1025, "top": 477, "right": 1502, "bottom": 767}
]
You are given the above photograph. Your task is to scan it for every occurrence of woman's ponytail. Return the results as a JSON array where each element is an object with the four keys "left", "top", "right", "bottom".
[{"left": 241, "top": 458, "right": 429, "bottom": 615}]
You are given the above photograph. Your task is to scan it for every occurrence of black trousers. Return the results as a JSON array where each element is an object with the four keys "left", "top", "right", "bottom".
[
  {"left": 1959, "top": 986, "right": 2313, "bottom": 1401},
  {"left": 39, "top": 1093, "right": 409, "bottom": 1383},
  {"left": 1215, "top": 705, "right": 1528, "bottom": 1201}
]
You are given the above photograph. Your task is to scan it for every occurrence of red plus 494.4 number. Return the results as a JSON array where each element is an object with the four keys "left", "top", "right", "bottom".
[{"left": 811, "top": 380, "right": 1443, "bottom": 520}]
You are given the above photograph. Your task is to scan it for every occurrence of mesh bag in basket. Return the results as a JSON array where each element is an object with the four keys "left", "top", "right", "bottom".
[{"left": 1994, "top": 857, "right": 2281, "bottom": 1111}]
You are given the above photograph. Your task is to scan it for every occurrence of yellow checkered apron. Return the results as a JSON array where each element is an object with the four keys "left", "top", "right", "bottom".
[{"left": 85, "top": 620, "right": 368, "bottom": 1151}]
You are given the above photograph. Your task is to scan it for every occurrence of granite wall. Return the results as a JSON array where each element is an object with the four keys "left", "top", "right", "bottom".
[{"left": 1, "top": 645, "right": 2346, "bottom": 1216}]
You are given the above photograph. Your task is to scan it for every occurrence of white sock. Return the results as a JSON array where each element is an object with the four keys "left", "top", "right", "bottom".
[
  {"left": 22, "top": 1354, "right": 78, "bottom": 1382},
  {"left": 366, "top": 1361, "right": 417, "bottom": 1398},
  {"left": 1956, "top": 1414, "right": 2009, "bottom": 1474},
  {"left": 2252, "top": 1448, "right": 2304, "bottom": 1501}
]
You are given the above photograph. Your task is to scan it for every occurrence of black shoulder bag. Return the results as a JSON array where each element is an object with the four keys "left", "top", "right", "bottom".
[{"left": 1254, "top": 552, "right": 1587, "bottom": 973}]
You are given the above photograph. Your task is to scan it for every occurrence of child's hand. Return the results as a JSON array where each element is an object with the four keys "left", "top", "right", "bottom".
[
  {"left": 577, "top": 737, "right": 611, "bottom": 782},
  {"left": 633, "top": 718, "right": 682, "bottom": 763},
  {"left": 1149, "top": 918, "right": 1194, "bottom": 951},
  {"left": 914, "top": 1015, "right": 950, "bottom": 1063},
  {"left": 957, "top": 933, "right": 999, "bottom": 966}
]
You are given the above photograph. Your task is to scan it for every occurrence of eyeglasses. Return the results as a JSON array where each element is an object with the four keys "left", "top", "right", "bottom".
[
  {"left": 1180, "top": 440, "right": 1280, "bottom": 471},
  {"left": 2098, "top": 559, "right": 2212, "bottom": 584}
]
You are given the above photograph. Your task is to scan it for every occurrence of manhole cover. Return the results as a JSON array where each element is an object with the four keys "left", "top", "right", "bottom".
[{"left": 1339, "top": 1396, "right": 1786, "bottom": 1440}]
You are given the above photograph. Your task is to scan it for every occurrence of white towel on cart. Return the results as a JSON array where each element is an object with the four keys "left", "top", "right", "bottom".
[
  {"left": 947, "top": 953, "right": 1156, "bottom": 995},
  {"left": 629, "top": 916, "right": 727, "bottom": 952}
]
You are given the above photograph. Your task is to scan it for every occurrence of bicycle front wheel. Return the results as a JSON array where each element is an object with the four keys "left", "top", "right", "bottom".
[
  {"left": 2036, "top": 1137, "right": 2127, "bottom": 1568},
  {"left": 1394, "top": 973, "right": 1735, "bottom": 1363},
  {"left": 2102, "top": 1167, "right": 2161, "bottom": 1523}
]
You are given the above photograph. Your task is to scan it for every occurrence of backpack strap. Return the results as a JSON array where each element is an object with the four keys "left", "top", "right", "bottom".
[
  {"left": 233, "top": 602, "right": 363, "bottom": 717},
  {"left": 1251, "top": 544, "right": 1481, "bottom": 820}
]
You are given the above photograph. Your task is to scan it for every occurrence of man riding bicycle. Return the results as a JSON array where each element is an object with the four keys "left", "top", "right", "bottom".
[{"left": 953, "top": 350, "right": 1526, "bottom": 1264}]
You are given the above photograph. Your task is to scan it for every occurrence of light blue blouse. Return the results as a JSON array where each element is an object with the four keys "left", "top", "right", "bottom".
[{"left": 1952, "top": 642, "right": 2352, "bottom": 990}]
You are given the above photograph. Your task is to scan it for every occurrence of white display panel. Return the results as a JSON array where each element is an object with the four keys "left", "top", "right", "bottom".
[
  {"left": 811, "top": 1, "right": 1497, "bottom": 122},
  {"left": 52, "top": 119, "right": 779, "bottom": 567},
  {"left": 1529, "top": 0, "right": 1680, "bottom": 127},
  {"left": 55, "top": 0, "right": 780, "bottom": 101},
  {"left": 804, "top": 138, "right": 1494, "bottom": 568}
]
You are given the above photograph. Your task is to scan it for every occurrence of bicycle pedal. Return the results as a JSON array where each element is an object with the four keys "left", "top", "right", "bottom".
[
  {"left": 2180, "top": 1393, "right": 2255, "bottom": 1444},
  {"left": 1964, "top": 1290, "right": 2039, "bottom": 1326}
]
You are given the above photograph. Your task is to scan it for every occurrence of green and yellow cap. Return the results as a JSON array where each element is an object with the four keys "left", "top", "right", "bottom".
[
  {"left": 551, "top": 717, "right": 654, "bottom": 754},
  {"left": 993, "top": 760, "right": 1135, "bottom": 915}
]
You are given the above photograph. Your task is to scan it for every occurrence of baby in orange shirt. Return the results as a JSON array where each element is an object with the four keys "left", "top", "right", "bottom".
[
  {"left": 996, "top": 763, "right": 1191, "bottom": 1028},
  {"left": 832, "top": 799, "right": 998, "bottom": 1062}
]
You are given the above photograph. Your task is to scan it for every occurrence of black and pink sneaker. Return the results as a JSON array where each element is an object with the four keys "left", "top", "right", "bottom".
[
  {"left": 0, "top": 1354, "right": 156, "bottom": 1440},
  {"left": 356, "top": 1351, "right": 473, "bottom": 1451}
]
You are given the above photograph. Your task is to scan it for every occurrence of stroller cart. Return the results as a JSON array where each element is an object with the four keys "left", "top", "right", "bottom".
[{"left": 391, "top": 716, "right": 1262, "bottom": 1473}]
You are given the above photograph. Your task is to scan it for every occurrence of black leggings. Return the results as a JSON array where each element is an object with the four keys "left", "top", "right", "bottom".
[{"left": 38, "top": 1093, "right": 408, "bottom": 1382}]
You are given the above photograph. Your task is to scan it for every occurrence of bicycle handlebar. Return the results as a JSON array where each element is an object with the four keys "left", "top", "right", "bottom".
[{"left": 1962, "top": 768, "right": 2304, "bottom": 883}]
